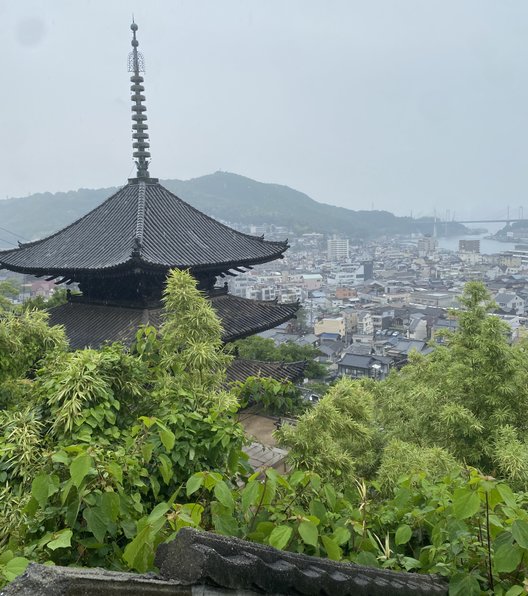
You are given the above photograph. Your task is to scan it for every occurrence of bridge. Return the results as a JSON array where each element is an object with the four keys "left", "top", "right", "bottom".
[{"left": 452, "top": 219, "right": 527, "bottom": 225}]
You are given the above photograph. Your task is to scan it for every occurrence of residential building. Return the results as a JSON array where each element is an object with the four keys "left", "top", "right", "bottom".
[
  {"left": 494, "top": 290, "right": 525, "bottom": 315},
  {"left": 327, "top": 236, "right": 349, "bottom": 261},
  {"left": 337, "top": 353, "right": 393, "bottom": 380},
  {"left": 314, "top": 317, "right": 346, "bottom": 338}
]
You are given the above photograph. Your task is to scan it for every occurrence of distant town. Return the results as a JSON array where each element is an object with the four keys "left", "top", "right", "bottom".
[
  {"left": 4, "top": 222, "right": 528, "bottom": 384},
  {"left": 227, "top": 223, "right": 528, "bottom": 380}
]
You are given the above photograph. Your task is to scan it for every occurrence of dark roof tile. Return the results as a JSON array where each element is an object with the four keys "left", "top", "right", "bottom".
[
  {"left": 155, "top": 527, "right": 448, "bottom": 595},
  {"left": 47, "top": 294, "right": 299, "bottom": 349},
  {"left": 226, "top": 359, "right": 306, "bottom": 384},
  {"left": 0, "top": 181, "right": 287, "bottom": 276}
]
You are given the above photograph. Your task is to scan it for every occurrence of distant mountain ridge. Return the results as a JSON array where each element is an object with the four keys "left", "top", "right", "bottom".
[{"left": 0, "top": 171, "right": 464, "bottom": 248}]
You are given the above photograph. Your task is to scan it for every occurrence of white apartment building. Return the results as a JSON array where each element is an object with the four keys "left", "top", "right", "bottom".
[{"left": 327, "top": 236, "right": 350, "bottom": 261}]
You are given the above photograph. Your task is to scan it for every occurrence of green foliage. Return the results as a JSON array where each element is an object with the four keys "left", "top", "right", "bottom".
[
  {"left": 22, "top": 289, "right": 69, "bottom": 312},
  {"left": 176, "top": 467, "right": 528, "bottom": 593},
  {"left": 6, "top": 464, "right": 519, "bottom": 593},
  {"left": 235, "top": 335, "right": 327, "bottom": 379},
  {"left": 374, "top": 282, "right": 528, "bottom": 487},
  {"left": 279, "top": 282, "right": 528, "bottom": 490},
  {"left": 0, "top": 280, "right": 19, "bottom": 312},
  {"left": 3, "top": 276, "right": 528, "bottom": 593},
  {"left": 276, "top": 377, "right": 380, "bottom": 483},
  {"left": 0, "top": 309, "right": 68, "bottom": 387},
  {"left": 160, "top": 269, "right": 233, "bottom": 397},
  {"left": 376, "top": 440, "right": 461, "bottom": 495},
  {"left": 0, "top": 269, "right": 244, "bottom": 583},
  {"left": 232, "top": 376, "right": 308, "bottom": 416}
]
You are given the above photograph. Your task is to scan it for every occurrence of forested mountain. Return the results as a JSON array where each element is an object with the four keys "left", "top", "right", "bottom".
[{"left": 0, "top": 171, "right": 465, "bottom": 247}]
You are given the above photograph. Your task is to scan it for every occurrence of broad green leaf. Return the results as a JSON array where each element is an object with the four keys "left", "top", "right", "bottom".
[
  {"left": 158, "top": 454, "right": 173, "bottom": 485},
  {"left": 101, "top": 492, "right": 120, "bottom": 523},
  {"left": 323, "top": 484, "right": 337, "bottom": 509},
  {"left": 321, "top": 535, "right": 341, "bottom": 560},
  {"left": 211, "top": 502, "right": 238, "bottom": 536},
  {"left": 214, "top": 481, "right": 235, "bottom": 512},
  {"left": 256, "top": 521, "right": 275, "bottom": 538},
  {"left": 449, "top": 572, "right": 481, "bottom": 596},
  {"left": 289, "top": 470, "right": 306, "bottom": 486},
  {"left": 203, "top": 472, "right": 222, "bottom": 490},
  {"left": 141, "top": 442, "right": 154, "bottom": 463},
  {"left": 186, "top": 474, "right": 204, "bottom": 497},
  {"left": 355, "top": 551, "right": 379, "bottom": 568},
  {"left": 106, "top": 462, "right": 123, "bottom": 484},
  {"left": 83, "top": 508, "right": 107, "bottom": 543},
  {"left": 2, "top": 557, "right": 30, "bottom": 581},
  {"left": 497, "top": 484, "right": 517, "bottom": 508},
  {"left": 511, "top": 519, "right": 528, "bottom": 549},
  {"left": 402, "top": 556, "right": 421, "bottom": 571},
  {"left": 159, "top": 428, "right": 175, "bottom": 452},
  {"left": 31, "top": 474, "right": 54, "bottom": 508},
  {"left": 65, "top": 497, "right": 81, "bottom": 529},
  {"left": 47, "top": 529, "right": 73, "bottom": 551},
  {"left": 70, "top": 454, "right": 93, "bottom": 488},
  {"left": 51, "top": 450, "right": 70, "bottom": 464},
  {"left": 395, "top": 524, "right": 412, "bottom": 546},
  {"left": 0, "top": 550, "right": 13, "bottom": 565},
  {"left": 452, "top": 488, "right": 480, "bottom": 520},
  {"left": 494, "top": 543, "right": 523, "bottom": 573},
  {"left": 333, "top": 526, "right": 351, "bottom": 546},
  {"left": 241, "top": 480, "right": 259, "bottom": 513},
  {"left": 147, "top": 502, "right": 169, "bottom": 523},
  {"left": 298, "top": 520, "right": 319, "bottom": 548},
  {"left": 269, "top": 525, "right": 292, "bottom": 550},
  {"left": 309, "top": 500, "right": 327, "bottom": 523},
  {"left": 505, "top": 586, "right": 525, "bottom": 596},
  {"left": 139, "top": 416, "right": 156, "bottom": 428},
  {"left": 123, "top": 524, "right": 151, "bottom": 572}
]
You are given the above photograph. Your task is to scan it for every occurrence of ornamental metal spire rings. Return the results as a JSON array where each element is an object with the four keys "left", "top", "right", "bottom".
[{"left": 128, "top": 21, "right": 151, "bottom": 179}]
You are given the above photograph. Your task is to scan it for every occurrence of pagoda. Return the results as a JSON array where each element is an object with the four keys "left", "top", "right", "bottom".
[{"left": 0, "top": 22, "right": 301, "bottom": 377}]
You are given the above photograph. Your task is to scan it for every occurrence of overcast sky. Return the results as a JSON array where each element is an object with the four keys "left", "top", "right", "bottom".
[{"left": 2, "top": 0, "right": 528, "bottom": 218}]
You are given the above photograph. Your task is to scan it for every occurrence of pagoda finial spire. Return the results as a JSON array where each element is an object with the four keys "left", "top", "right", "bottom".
[{"left": 128, "top": 21, "right": 151, "bottom": 179}]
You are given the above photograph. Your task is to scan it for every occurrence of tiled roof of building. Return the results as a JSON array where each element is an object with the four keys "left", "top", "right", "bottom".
[
  {"left": 48, "top": 294, "right": 299, "bottom": 349},
  {"left": 226, "top": 359, "right": 306, "bottom": 384},
  {"left": 155, "top": 527, "right": 448, "bottom": 595},
  {"left": 211, "top": 294, "right": 299, "bottom": 342},
  {"left": 0, "top": 180, "right": 287, "bottom": 277},
  {"left": 3, "top": 528, "right": 448, "bottom": 595},
  {"left": 339, "top": 353, "right": 393, "bottom": 369}
]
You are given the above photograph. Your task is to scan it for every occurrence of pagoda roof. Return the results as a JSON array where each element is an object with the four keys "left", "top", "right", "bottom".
[
  {"left": 47, "top": 294, "right": 299, "bottom": 350},
  {"left": 226, "top": 359, "right": 306, "bottom": 384},
  {"left": 0, "top": 179, "right": 287, "bottom": 278}
]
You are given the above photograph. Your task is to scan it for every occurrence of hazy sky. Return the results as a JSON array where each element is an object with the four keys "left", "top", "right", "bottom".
[{"left": 3, "top": 0, "right": 528, "bottom": 218}]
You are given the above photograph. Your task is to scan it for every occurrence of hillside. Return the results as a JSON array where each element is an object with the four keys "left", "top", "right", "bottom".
[{"left": 0, "top": 172, "right": 465, "bottom": 248}]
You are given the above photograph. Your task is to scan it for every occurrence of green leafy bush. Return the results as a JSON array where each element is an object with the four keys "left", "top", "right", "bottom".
[
  {"left": 232, "top": 375, "right": 308, "bottom": 416},
  {"left": 0, "top": 270, "right": 245, "bottom": 582}
]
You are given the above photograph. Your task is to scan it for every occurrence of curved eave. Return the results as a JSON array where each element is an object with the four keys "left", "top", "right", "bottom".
[
  {"left": 0, "top": 245, "right": 288, "bottom": 279},
  {"left": 222, "top": 309, "right": 298, "bottom": 342},
  {"left": 226, "top": 359, "right": 307, "bottom": 384},
  {"left": 211, "top": 295, "right": 300, "bottom": 343}
]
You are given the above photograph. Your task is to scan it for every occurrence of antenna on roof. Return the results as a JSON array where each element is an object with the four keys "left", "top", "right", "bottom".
[{"left": 128, "top": 21, "right": 151, "bottom": 179}]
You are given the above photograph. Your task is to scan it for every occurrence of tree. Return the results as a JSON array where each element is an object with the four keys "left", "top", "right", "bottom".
[
  {"left": 235, "top": 336, "right": 327, "bottom": 379},
  {"left": 0, "top": 270, "right": 244, "bottom": 574},
  {"left": 276, "top": 377, "right": 381, "bottom": 483},
  {"left": 0, "top": 280, "right": 19, "bottom": 312},
  {"left": 275, "top": 282, "right": 528, "bottom": 490},
  {"left": 374, "top": 282, "right": 528, "bottom": 486},
  {"left": 231, "top": 376, "right": 307, "bottom": 416},
  {"left": 21, "top": 289, "right": 69, "bottom": 312}
]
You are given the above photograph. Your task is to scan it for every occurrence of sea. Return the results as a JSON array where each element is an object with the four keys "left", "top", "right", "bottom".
[{"left": 436, "top": 223, "right": 518, "bottom": 255}]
